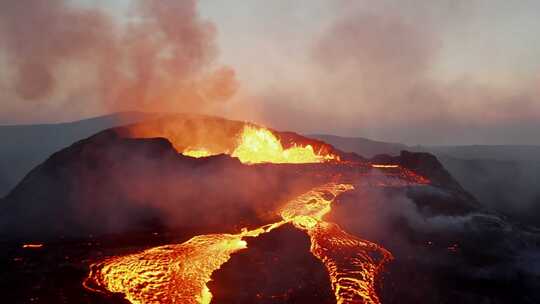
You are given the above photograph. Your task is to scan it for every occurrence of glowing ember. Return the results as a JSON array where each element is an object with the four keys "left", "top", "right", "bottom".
[
  {"left": 182, "top": 148, "right": 215, "bottom": 158},
  {"left": 371, "top": 164, "right": 399, "bottom": 168},
  {"left": 231, "top": 126, "right": 336, "bottom": 164},
  {"left": 22, "top": 243, "right": 43, "bottom": 249},
  {"left": 280, "top": 184, "right": 392, "bottom": 304}
]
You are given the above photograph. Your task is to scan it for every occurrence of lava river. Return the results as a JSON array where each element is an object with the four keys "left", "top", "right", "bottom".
[{"left": 84, "top": 183, "right": 392, "bottom": 304}]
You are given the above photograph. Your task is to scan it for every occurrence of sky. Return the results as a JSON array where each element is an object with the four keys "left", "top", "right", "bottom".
[{"left": 0, "top": 0, "right": 539, "bottom": 145}]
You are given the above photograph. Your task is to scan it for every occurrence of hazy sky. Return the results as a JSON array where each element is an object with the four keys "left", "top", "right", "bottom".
[{"left": 1, "top": 0, "right": 539, "bottom": 145}]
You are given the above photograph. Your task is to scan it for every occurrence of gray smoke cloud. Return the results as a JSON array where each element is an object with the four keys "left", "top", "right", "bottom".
[
  {"left": 0, "top": 0, "right": 238, "bottom": 123},
  {"left": 329, "top": 179, "right": 540, "bottom": 288},
  {"left": 248, "top": 1, "right": 540, "bottom": 145}
]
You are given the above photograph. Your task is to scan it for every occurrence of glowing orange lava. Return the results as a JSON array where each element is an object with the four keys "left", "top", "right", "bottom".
[
  {"left": 182, "top": 148, "right": 215, "bottom": 158},
  {"left": 84, "top": 223, "right": 284, "bottom": 304},
  {"left": 231, "top": 126, "right": 336, "bottom": 164},
  {"left": 371, "top": 164, "right": 399, "bottom": 168},
  {"left": 179, "top": 126, "right": 338, "bottom": 164},
  {"left": 79, "top": 117, "right": 435, "bottom": 303},
  {"left": 308, "top": 222, "right": 392, "bottom": 304},
  {"left": 85, "top": 184, "right": 391, "bottom": 304},
  {"left": 280, "top": 184, "right": 392, "bottom": 304},
  {"left": 22, "top": 243, "right": 44, "bottom": 249}
]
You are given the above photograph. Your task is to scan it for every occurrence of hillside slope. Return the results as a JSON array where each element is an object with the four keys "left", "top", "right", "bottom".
[{"left": 0, "top": 112, "right": 155, "bottom": 196}]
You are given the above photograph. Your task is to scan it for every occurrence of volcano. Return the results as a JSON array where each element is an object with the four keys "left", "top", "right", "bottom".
[{"left": 1, "top": 114, "right": 538, "bottom": 303}]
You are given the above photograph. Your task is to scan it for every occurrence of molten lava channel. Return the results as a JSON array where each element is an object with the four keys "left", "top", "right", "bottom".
[
  {"left": 84, "top": 223, "right": 283, "bottom": 304},
  {"left": 181, "top": 126, "right": 337, "bottom": 164},
  {"left": 182, "top": 148, "right": 214, "bottom": 158},
  {"left": 280, "top": 184, "right": 393, "bottom": 304},
  {"left": 85, "top": 183, "right": 392, "bottom": 304}
]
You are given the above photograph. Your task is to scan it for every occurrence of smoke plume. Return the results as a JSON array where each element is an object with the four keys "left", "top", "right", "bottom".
[
  {"left": 242, "top": 1, "right": 540, "bottom": 145},
  {"left": 0, "top": 0, "right": 237, "bottom": 123}
]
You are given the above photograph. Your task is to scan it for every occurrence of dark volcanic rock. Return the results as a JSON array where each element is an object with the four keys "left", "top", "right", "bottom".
[
  {"left": 399, "top": 151, "right": 461, "bottom": 190},
  {"left": 0, "top": 130, "right": 329, "bottom": 240},
  {"left": 209, "top": 224, "right": 335, "bottom": 304},
  {"left": 371, "top": 150, "right": 467, "bottom": 191},
  {"left": 371, "top": 150, "right": 480, "bottom": 215}
]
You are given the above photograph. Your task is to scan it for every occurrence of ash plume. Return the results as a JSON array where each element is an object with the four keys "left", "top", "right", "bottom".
[
  {"left": 0, "top": 0, "right": 238, "bottom": 123},
  {"left": 248, "top": 1, "right": 540, "bottom": 145}
]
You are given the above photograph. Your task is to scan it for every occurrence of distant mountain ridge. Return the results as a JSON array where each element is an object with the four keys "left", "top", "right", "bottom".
[
  {"left": 310, "top": 134, "right": 540, "bottom": 162},
  {"left": 0, "top": 112, "right": 157, "bottom": 197},
  {"left": 309, "top": 134, "right": 408, "bottom": 158},
  {"left": 421, "top": 145, "right": 540, "bottom": 162}
]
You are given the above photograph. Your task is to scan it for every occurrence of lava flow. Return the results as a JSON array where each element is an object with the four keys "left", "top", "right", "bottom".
[
  {"left": 231, "top": 126, "right": 337, "bottom": 164},
  {"left": 280, "top": 184, "right": 392, "bottom": 304},
  {"left": 85, "top": 122, "right": 429, "bottom": 303},
  {"left": 182, "top": 148, "right": 214, "bottom": 158},
  {"left": 84, "top": 223, "right": 284, "bottom": 304},
  {"left": 181, "top": 125, "right": 338, "bottom": 164},
  {"left": 307, "top": 223, "right": 392, "bottom": 304},
  {"left": 85, "top": 183, "right": 392, "bottom": 304}
]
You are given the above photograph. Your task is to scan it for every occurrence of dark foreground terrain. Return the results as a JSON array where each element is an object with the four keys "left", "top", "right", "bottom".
[{"left": 2, "top": 206, "right": 539, "bottom": 304}]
